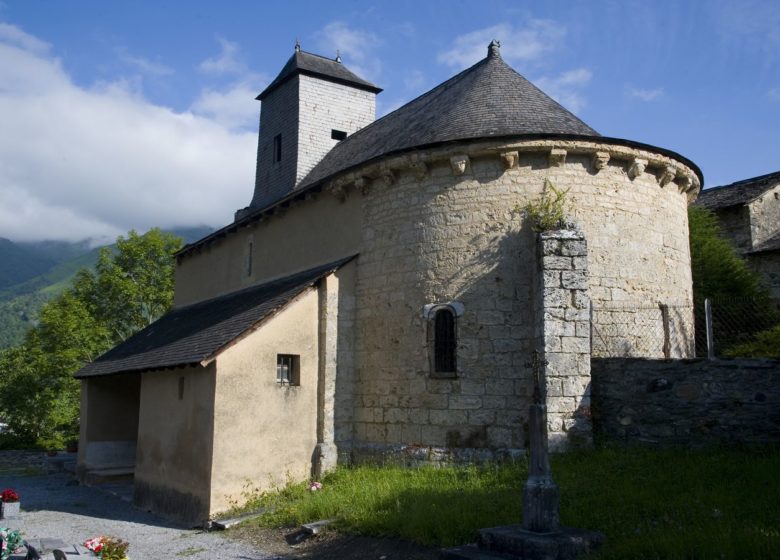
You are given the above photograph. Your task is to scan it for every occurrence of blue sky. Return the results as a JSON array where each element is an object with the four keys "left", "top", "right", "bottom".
[{"left": 1, "top": 0, "right": 778, "bottom": 241}]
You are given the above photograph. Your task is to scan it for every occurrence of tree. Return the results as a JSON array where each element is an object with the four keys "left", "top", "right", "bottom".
[
  {"left": 72, "top": 229, "right": 182, "bottom": 342},
  {"left": 688, "top": 206, "right": 764, "bottom": 299},
  {"left": 0, "top": 229, "right": 182, "bottom": 448},
  {"left": 688, "top": 206, "right": 778, "bottom": 356}
]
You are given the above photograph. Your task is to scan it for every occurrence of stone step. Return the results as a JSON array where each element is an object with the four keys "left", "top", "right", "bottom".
[{"left": 83, "top": 467, "right": 134, "bottom": 485}]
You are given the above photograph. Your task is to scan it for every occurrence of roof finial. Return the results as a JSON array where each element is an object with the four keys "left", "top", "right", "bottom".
[
  {"left": 488, "top": 39, "right": 501, "bottom": 58},
  {"left": 335, "top": 50, "right": 342, "bottom": 63},
  {"left": 294, "top": 39, "right": 301, "bottom": 53}
]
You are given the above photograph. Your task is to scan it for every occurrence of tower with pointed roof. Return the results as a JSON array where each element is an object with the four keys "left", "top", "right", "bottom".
[{"left": 246, "top": 43, "right": 382, "bottom": 213}]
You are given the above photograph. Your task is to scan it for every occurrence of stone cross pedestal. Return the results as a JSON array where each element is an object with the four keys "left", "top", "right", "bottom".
[{"left": 442, "top": 352, "right": 604, "bottom": 560}]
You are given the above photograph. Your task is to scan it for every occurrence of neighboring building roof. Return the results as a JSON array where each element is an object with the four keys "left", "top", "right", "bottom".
[
  {"left": 695, "top": 170, "right": 780, "bottom": 210},
  {"left": 257, "top": 47, "right": 382, "bottom": 100},
  {"left": 74, "top": 257, "right": 355, "bottom": 378},
  {"left": 297, "top": 41, "right": 599, "bottom": 189}
]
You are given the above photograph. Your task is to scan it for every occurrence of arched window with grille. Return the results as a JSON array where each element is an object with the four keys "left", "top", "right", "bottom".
[{"left": 425, "top": 303, "right": 460, "bottom": 378}]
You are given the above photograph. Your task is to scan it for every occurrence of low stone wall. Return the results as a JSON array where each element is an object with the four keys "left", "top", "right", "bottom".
[{"left": 591, "top": 358, "right": 780, "bottom": 446}]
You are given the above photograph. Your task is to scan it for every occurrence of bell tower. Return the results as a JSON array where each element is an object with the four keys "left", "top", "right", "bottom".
[{"left": 239, "top": 43, "right": 381, "bottom": 217}]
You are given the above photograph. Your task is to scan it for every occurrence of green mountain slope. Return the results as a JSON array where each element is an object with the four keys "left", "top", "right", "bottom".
[
  {"left": 0, "top": 238, "right": 58, "bottom": 290},
  {"left": 0, "top": 226, "right": 213, "bottom": 349}
]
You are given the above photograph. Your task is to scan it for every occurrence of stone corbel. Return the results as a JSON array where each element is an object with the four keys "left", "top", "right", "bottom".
[
  {"left": 378, "top": 165, "right": 396, "bottom": 187},
  {"left": 500, "top": 150, "right": 519, "bottom": 170},
  {"left": 450, "top": 154, "right": 470, "bottom": 176},
  {"left": 657, "top": 165, "right": 677, "bottom": 187},
  {"left": 676, "top": 173, "right": 693, "bottom": 194},
  {"left": 327, "top": 179, "right": 347, "bottom": 202},
  {"left": 408, "top": 154, "right": 428, "bottom": 179},
  {"left": 549, "top": 149, "right": 567, "bottom": 168},
  {"left": 628, "top": 158, "right": 647, "bottom": 180},
  {"left": 592, "top": 152, "right": 610, "bottom": 172},
  {"left": 354, "top": 176, "right": 370, "bottom": 196}
]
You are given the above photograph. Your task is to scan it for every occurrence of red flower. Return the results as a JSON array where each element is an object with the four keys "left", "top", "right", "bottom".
[{"left": 0, "top": 488, "right": 19, "bottom": 502}]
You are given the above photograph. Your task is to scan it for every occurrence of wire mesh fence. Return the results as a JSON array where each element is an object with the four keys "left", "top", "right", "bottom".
[
  {"left": 591, "top": 303, "right": 695, "bottom": 358},
  {"left": 591, "top": 297, "right": 779, "bottom": 358},
  {"left": 694, "top": 296, "right": 779, "bottom": 358}
]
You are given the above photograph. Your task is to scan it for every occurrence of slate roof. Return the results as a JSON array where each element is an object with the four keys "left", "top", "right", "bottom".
[
  {"left": 74, "top": 257, "right": 354, "bottom": 378},
  {"left": 258, "top": 48, "right": 382, "bottom": 100},
  {"left": 177, "top": 43, "right": 703, "bottom": 259},
  {"left": 695, "top": 171, "right": 780, "bottom": 210},
  {"left": 297, "top": 42, "right": 599, "bottom": 189}
]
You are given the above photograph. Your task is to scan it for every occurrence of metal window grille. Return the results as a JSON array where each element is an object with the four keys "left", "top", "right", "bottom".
[
  {"left": 276, "top": 354, "right": 299, "bottom": 385},
  {"left": 434, "top": 309, "right": 456, "bottom": 373}
]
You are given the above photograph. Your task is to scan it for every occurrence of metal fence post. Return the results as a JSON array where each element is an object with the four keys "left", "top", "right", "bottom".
[{"left": 705, "top": 298, "right": 715, "bottom": 360}]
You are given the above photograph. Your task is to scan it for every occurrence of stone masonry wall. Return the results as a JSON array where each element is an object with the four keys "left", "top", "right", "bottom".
[
  {"left": 748, "top": 182, "right": 780, "bottom": 249},
  {"left": 352, "top": 155, "right": 533, "bottom": 457},
  {"left": 749, "top": 251, "right": 780, "bottom": 308},
  {"left": 536, "top": 229, "right": 592, "bottom": 450},
  {"left": 348, "top": 140, "right": 696, "bottom": 458},
  {"left": 591, "top": 357, "right": 780, "bottom": 446}
]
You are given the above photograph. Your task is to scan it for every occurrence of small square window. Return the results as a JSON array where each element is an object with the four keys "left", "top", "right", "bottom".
[
  {"left": 331, "top": 129, "right": 347, "bottom": 141},
  {"left": 276, "top": 354, "right": 300, "bottom": 385}
]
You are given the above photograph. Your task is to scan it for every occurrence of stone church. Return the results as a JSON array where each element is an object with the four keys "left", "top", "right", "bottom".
[{"left": 75, "top": 41, "right": 702, "bottom": 525}]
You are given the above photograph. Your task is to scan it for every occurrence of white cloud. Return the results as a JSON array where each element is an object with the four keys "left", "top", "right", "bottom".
[
  {"left": 532, "top": 68, "right": 592, "bottom": 113},
  {"left": 314, "top": 21, "right": 382, "bottom": 81},
  {"left": 438, "top": 21, "right": 566, "bottom": 70},
  {"left": 0, "top": 24, "right": 256, "bottom": 242},
  {"left": 116, "top": 47, "right": 174, "bottom": 77},
  {"left": 190, "top": 76, "right": 265, "bottom": 131},
  {"left": 769, "top": 88, "right": 780, "bottom": 101},
  {"left": 198, "top": 37, "right": 245, "bottom": 75},
  {"left": 0, "top": 22, "right": 49, "bottom": 53},
  {"left": 628, "top": 87, "right": 664, "bottom": 102}
]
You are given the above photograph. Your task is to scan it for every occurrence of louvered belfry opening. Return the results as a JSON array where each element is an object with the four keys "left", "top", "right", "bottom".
[{"left": 434, "top": 308, "right": 456, "bottom": 373}]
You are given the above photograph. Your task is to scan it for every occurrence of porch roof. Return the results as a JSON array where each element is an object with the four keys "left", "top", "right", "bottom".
[{"left": 74, "top": 256, "right": 355, "bottom": 378}]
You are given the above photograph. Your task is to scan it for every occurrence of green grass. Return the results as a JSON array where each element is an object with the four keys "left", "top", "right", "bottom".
[{"left": 236, "top": 446, "right": 780, "bottom": 558}]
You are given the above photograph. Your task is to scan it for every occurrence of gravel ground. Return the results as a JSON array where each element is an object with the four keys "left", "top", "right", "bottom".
[{"left": 1, "top": 472, "right": 281, "bottom": 559}]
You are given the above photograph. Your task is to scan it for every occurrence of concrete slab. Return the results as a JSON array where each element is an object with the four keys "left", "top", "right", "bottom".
[{"left": 210, "top": 509, "right": 268, "bottom": 530}]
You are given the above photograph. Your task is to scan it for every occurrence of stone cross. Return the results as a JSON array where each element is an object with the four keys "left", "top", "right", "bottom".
[
  {"left": 522, "top": 350, "right": 560, "bottom": 533},
  {"left": 527, "top": 350, "right": 548, "bottom": 405}
]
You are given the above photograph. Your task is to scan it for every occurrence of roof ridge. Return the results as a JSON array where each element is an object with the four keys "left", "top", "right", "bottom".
[
  {"left": 297, "top": 49, "right": 339, "bottom": 62},
  {"left": 709, "top": 170, "right": 780, "bottom": 191},
  {"left": 296, "top": 49, "right": 599, "bottom": 190},
  {"left": 258, "top": 48, "right": 381, "bottom": 100}
]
